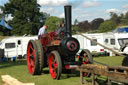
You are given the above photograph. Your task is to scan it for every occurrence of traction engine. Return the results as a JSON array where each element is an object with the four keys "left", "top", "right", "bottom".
[{"left": 27, "top": 5, "right": 93, "bottom": 80}]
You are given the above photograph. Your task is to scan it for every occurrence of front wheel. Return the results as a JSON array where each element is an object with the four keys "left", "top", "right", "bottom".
[
  {"left": 48, "top": 51, "right": 62, "bottom": 80},
  {"left": 79, "top": 49, "right": 93, "bottom": 77},
  {"left": 79, "top": 49, "right": 93, "bottom": 64}
]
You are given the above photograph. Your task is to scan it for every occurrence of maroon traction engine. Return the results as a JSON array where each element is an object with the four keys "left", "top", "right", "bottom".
[{"left": 26, "top": 5, "right": 93, "bottom": 80}]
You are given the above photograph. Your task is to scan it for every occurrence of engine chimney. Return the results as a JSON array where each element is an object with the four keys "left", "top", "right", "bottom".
[{"left": 64, "top": 5, "right": 72, "bottom": 37}]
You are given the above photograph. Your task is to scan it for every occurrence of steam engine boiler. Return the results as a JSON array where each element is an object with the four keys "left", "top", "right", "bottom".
[{"left": 27, "top": 5, "right": 93, "bottom": 80}]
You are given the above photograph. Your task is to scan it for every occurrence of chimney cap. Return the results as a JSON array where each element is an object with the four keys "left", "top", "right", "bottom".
[{"left": 64, "top": 5, "right": 72, "bottom": 7}]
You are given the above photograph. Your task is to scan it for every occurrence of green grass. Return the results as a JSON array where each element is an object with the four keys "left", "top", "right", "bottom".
[
  {"left": 94, "top": 56, "right": 123, "bottom": 66},
  {"left": 0, "top": 36, "right": 8, "bottom": 41},
  {"left": 0, "top": 56, "right": 124, "bottom": 85}
]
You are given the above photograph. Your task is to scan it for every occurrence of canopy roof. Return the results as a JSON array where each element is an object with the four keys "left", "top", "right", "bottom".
[{"left": 0, "top": 17, "right": 12, "bottom": 30}]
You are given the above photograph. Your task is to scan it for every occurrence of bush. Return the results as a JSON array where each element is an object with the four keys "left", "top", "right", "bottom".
[{"left": 98, "top": 20, "right": 117, "bottom": 33}]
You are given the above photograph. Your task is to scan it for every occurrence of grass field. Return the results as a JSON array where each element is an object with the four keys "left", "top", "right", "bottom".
[
  {"left": 0, "top": 36, "right": 8, "bottom": 41},
  {"left": 0, "top": 56, "right": 124, "bottom": 85}
]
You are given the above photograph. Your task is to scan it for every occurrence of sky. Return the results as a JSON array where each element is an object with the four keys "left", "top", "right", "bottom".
[{"left": 0, "top": 0, "right": 128, "bottom": 23}]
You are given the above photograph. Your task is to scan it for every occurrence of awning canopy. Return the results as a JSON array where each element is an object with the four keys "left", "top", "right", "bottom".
[{"left": 0, "top": 17, "right": 12, "bottom": 30}]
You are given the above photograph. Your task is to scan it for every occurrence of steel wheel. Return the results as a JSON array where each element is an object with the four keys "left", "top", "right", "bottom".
[
  {"left": 27, "top": 40, "right": 41, "bottom": 75},
  {"left": 122, "top": 56, "right": 128, "bottom": 66},
  {"left": 79, "top": 49, "right": 93, "bottom": 64},
  {"left": 48, "top": 51, "right": 62, "bottom": 80},
  {"left": 79, "top": 49, "right": 93, "bottom": 77},
  {"left": 35, "top": 40, "right": 44, "bottom": 72}
]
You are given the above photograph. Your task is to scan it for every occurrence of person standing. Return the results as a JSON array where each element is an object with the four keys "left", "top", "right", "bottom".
[
  {"left": 56, "top": 22, "right": 66, "bottom": 38},
  {"left": 38, "top": 25, "right": 47, "bottom": 39}
]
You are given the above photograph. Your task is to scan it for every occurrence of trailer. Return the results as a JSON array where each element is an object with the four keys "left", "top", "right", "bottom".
[
  {"left": 0, "top": 36, "right": 37, "bottom": 59},
  {"left": 76, "top": 32, "right": 128, "bottom": 85},
  {"left": 77, "top": 64, "right": 128, "bottom": 85}
]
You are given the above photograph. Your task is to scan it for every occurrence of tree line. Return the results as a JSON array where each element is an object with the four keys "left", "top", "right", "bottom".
[
  {"left": 0, "top": 0, "right": 128, "bottom": 36},
  {"left": 74, "top": 12, "right": 128, "bottom": 33}
]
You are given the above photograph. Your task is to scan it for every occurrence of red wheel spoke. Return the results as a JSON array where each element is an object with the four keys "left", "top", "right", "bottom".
[
  {"left": 30, "top": 44, "right": 34, "bottom": 51},
  {"left": 49, "top": 53, "right": 58, "bottom": 79},
  {"left": 85, "top": 60, "right": 89, "bottom": 63},
  {"left": 53, "top": 71, "right": 57, "bottom": 76},
  {"left": 31, "top": 59, "right": 35, "bottom": 67},
  {"left": 48, "top": 51, "right": 62, "bottom": 79},
  {"left": 54, "top": 62, "right": 58, "bottom": 68},
  {"left": 81, "top": 53, "right": 89, "bottom": 64},
  {"left": 31, "top": 66, "right": 34, "bottom": 72},
  {"left": 79, "top": 50, "right": 93, "bottom": 77},
  {"left": 52, "top": 68, "right": 57, "bottom": 76}
]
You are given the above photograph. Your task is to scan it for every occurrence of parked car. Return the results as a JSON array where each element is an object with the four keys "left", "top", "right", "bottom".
[
  {"left": 113, "top": 26, "right": 128, "bottom": 33},
  {"left": 113, "top": 33, "right": 128, "bottom": 55}
]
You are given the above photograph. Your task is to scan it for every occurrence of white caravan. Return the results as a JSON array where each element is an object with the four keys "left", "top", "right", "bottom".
[
  {"left": 73, "top": 33, "right": 116, "bottom": 56},
  {"left": 0, "top": 36, "right": 38, "bottom": 58}
]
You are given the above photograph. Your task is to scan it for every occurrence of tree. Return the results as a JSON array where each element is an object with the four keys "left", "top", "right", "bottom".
[
  {"left": 119, "top": 13, "right": 125, "bottom": 25},
  {"left": 124, "top": 12, "right": 128, "bottom": 25},
  {"left": 74, "top": 19, "right": 78, "bottom": 25},
  {"left": 3, "top": 0, "right": 46, "bottom": 35},
  {"left": 77, "top": 20, "right": 91, "bottom": 32},
  {"left": 72, "top": 26, "right": 79, "bottom": 34},
  {"left": 45, "top": 16, "right": 62, "bottom": 32},
  {"left": 0, "top": 6, "right": 5, "bottom": 19},
  {"left": 110, "top": 12, "right": 120, "bottom": 25},
  {"left": 98, "top": 20, "right": 117, "bottom": 33},
  {"left": 39, "top": 12, "right": 50, "bottom": 24},
  {"left": 90, "top": 18, "right": 104, "bottom": 30}
]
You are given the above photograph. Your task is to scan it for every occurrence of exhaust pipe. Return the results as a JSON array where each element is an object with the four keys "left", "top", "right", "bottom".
[{"left": 64, "top": 5, "right": 72, "bottom": 37}]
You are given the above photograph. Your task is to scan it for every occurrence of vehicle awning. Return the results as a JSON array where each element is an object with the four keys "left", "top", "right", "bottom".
[{"left": 0, "top": 17, "right": 13, "bottom": 30}]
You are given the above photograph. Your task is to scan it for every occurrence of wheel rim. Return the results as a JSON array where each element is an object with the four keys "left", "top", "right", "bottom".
[
  {"left": 27, "top": 42, "right": 35, "bottom": 74},
  {"left": 81, "top": 52, "right": 89, "bottom": 64},
  {"left": 49, "top": 53, "right": 58, "bottom": 79},
  {"left": 80, "top": 50, "right": 92, "bottom": 77},
  {"left": 81, "top": 52, "right": 89, "bottom": 76}
]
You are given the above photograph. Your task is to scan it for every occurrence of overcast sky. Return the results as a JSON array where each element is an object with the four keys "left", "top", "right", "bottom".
[{"left": 0, "top": 0, "right": 128, "bottom": 23}]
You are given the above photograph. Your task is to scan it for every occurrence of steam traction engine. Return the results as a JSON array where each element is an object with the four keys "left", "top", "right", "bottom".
[{"left": 27, "top": 5, "right": 93, "bottom": 80}]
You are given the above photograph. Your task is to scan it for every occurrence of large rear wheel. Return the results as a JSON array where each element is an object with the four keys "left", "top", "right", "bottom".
[
  {"left": 48, "top": 51, "right": 62, "bottom": 80},
  {"left": 35, "top": 40, "right": 44, "bottom": 72},
  {"left": 27, "top": 40, "right": 41, "bottom": 75}
]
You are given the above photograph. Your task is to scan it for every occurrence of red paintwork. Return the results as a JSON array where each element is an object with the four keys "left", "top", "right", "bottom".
[
  {"left": 81, "top": 54, "right": 89, "bottom": 76},
  {"left": 67, "top": 41, "right": 77, "bottom": 51},
  {"left": 64, "top": 65, "right": 70, "bottom": 69},
  {"left": 27, "top": 42, "right": 35, "bottom": 74},
  {"left": 64, "top": 65, "right": 77, "bottom": 69},
  {"left": 40, "top": 32, "right": 57, "bottom": 46},
  {"left": 48, "top": 53, "right": 58, "bottom": 79}
]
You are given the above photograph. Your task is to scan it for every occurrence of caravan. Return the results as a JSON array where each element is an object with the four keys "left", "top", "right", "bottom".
[
  {"left": 0, "top": 36, "right": 38, "bottom": 59},
  {"left": 73, "top": 33, "right": 116, "bottom": 56}
]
